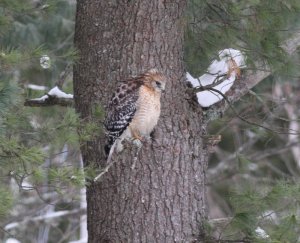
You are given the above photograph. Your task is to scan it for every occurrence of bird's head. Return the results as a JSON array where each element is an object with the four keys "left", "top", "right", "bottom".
[{"left": 143, "top": 68, "right": 167, "bottom": 93}]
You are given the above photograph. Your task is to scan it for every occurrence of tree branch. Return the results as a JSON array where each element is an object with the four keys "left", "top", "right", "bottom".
[
  {"left": 205, "top": 87, "right": 300, "bottom": 135},
  {"left": 4, "top": 208, "right": 86, "bottom": 231},
  {"left": 24, "top": 95, "right": 74, "bottom": 107},
  {"left": 24, "top": 86, "right": 74, "bottom": 107},
  {"left": 56, "top": 63, "right": 73, "bottom": 89},
  {"left": 207, "top": 31, "right": 300, "bottom": 116}
]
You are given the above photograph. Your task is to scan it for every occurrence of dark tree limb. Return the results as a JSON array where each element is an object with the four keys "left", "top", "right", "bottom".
[
  {"left": 24, "top": 95, "right": 74, "bottom": 107},
  {"left": 24, "top": 63, "right": 73, "bottom": 107}
]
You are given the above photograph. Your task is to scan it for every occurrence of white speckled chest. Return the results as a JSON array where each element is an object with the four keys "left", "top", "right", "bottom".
[{"left": 130, "top": 85, "right": 161, "bottom": 136}]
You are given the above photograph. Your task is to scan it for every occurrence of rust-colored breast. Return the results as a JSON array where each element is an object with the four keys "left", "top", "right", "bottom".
[{"left": 130, "top": 85, "right": 161, "bottom": 136}]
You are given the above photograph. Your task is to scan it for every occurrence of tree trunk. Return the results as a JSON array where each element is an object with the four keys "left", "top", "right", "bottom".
[{"left": 74, "top": 1, "right": 209, "bottom": 242}]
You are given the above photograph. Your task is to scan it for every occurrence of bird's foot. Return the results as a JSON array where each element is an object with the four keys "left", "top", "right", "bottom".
[
  {"left": 115, "top": 140, "right": 124, "bottom": 153},
  {"left": 131, "top": 139, "right": 143, "bottom": 170},
  {"left": 143, "top": 135, "right": 152, "bottom": 143},
  {"left": 132, "top": 138, "right": 143, "bottom": 148}
]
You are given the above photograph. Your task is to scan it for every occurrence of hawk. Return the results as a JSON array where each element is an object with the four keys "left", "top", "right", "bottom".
[{"left": 104, "top": 69, "right": 166, "bottom": 158}]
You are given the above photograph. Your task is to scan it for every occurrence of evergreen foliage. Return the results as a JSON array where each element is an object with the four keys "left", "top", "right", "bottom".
[
  {"left": 0, "top": 1, "right": 86, "bottom": 241},
  {"left": 225, "top": 181, "right": 300, "bottom": 242},
  {"left": 185, "top": 0, "right": 300, "bottom": 78},
  {"left": 207, "top": 78, "right": 300, "bottom": 241},
  {"left": 0, "top": 187, "right": 13, "bottom": 219}
]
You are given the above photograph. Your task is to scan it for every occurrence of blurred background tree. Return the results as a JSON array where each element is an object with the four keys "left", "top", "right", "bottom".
[
  {"left": 0, "top": 1, "right": 87, "bottom": 242},
  {"left": 0, "top": 0, "right": 300, "bottom": 242}
]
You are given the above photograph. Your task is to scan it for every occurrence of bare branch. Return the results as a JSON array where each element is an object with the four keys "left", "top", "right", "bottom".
[
  {"left": 0, "top": 226, "right": 17, "bottom": 238},
  {"left": 56, "top": 63, "right": 73, "bottom": 89},
  {"left": 208, "top": 141, "right": 299, "bottom": 183},
  {"left": 203, "top": 87, "right": 300, "bottom": 135},
  {"left": 4, "top": 208, "right": 86, "bottom": 231}
]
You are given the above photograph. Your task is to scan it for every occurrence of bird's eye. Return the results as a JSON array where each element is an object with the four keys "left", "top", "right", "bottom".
[{"left": 155, "top": 81, "right": 161, "bottom": 87}]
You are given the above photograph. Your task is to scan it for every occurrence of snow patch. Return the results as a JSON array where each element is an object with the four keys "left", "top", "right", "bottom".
[
  {"left": 26, "top": 84, "right": 48, "bottom": 91},
  {"left": 48, "top": 86, "right": 73, "bottom": 99},
  {"left": 255, "top": 227, "right": 269, "bottom": 239},
  {"left": 21, "top": 178, "right": 33, "bottom": 190},
  {"left": 186, "top": 48, "right": 246, "bottom": 107},
  {"left": 69, "top": 238, "right": 88, "bottom": 243},
  {"left": 30, "top": 86, "right": 73, "bottom": 101},
  {"left": 6, "top": 238, "right": 21, "bottom": 243}
]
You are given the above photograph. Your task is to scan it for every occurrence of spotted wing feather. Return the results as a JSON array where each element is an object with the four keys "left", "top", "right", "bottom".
[{"left": 104, "top": 80, "right": 142, "bottom": 155}]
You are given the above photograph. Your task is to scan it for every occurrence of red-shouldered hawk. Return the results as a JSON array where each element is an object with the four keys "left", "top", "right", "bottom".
[{"left": 104, "top": 69, "right": 166, "bottom": 157}]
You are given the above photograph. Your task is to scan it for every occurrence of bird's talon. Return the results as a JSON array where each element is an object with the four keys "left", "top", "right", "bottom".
[
  {"left": 132, "top": 139, "right": 143, "bottom": 148},
  {"left": 116, "top": 142, "right": 124, "bottom": 153}
]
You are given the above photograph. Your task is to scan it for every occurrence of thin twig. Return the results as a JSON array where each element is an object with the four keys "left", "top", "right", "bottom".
[
  {"left": 0, "top": 226, "right": 17, "bottom": 238},
  {"left": 4, "top": 208, "right": 86, "bottom": 231},
  {"left": 56, "top": 63, "right": 72, "bottom": 89},
  {"left": 198, "top": 86, "right": 300, "bottom": 135}
]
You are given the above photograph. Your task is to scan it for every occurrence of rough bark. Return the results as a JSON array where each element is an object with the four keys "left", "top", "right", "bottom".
[{"left": 74, "top": 1, "right": 208, "bottom": 242}]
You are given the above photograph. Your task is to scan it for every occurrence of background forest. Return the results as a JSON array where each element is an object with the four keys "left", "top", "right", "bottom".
[{"left": 1, "top": 0, "right": 300, "bottom": 242}]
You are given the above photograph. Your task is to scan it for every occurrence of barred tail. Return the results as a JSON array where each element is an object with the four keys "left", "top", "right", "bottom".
[
  {"left": 104, "top": 136, "right": 116, "bottom": 158},
  {"left": 104, "top": 144, "right": 111, "bottom": 157}
]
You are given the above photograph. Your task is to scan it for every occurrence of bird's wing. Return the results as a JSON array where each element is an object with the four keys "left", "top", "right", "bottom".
[{"left": 104, "top": 80, "right": 142, "bottom": 154}]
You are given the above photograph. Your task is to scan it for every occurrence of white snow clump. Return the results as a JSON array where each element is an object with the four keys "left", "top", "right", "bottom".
[{"left": 186, "top": 48, "right": 246, "bottom": 107}]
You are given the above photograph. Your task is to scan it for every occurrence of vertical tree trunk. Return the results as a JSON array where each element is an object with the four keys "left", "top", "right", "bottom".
[{"left": 74, "top": 1, "right": 208, "bottom": 242}]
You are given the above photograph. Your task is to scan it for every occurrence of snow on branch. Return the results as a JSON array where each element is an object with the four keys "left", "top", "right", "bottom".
[
  {"left": 197, "top": 31, "right": 300, "bottom": 113},
  {"left": 24, "top": 86, "right": 74, "bottom": 107},
  {"left": 186, "top": 48, "right": 246, "bottom": 107},
  {"left": 25, "top": 84, "right": 48, "bottom": 91},
  {"left": 209, "top": 218, "right": 270, "bottom": 240}
]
